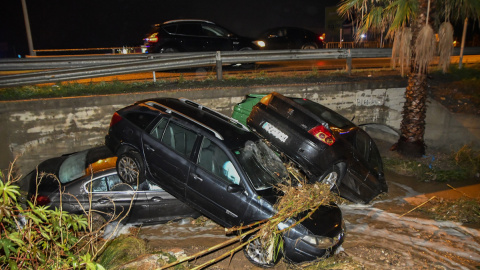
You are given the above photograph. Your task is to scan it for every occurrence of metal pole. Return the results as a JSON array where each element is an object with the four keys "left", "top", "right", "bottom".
[
  {"left": 459, "top": 17, "right": 468, "bottom": 69},
  {"left": 216, "top": 51, "right": 223, "bottom": 80},
  {"left": 21, "top": 0, "right": 35, "bottom": 56},
  {"left": 153, "top": 71, "right": 156, "bottom": 83},
  {"left": 346, "top": 49, "right": 352, "bottom": 75}
]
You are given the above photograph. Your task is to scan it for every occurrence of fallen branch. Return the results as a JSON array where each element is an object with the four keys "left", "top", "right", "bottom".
[{"left": 400, "top": 196, "right": 436, "bottom": 217}]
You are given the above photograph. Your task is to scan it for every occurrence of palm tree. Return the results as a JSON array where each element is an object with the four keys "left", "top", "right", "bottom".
[{"left": 338, "top": 0, "right": 479, "bottom": 157}]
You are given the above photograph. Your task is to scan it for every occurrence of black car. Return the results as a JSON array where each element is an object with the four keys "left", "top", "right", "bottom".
[
  {"left": 143, "top": 19, "right": 262, "bottom": 53},
  {"left": 256, "top": 27, "right": 324, "bottom": 50},
  {"left": 105, "top": 98, "right": 344, "bottom": 266},
  {"left": 232, "top": 92, "right": 388, "bottom": 203},
  {"left": 24, "top": 146, "right": 200, "bottom": 226}
]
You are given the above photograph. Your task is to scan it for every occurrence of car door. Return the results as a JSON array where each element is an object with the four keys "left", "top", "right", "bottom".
[
  {"left": 143, "top": 180, "right": 200, "bottom": 224},
  {"left": 82, "top": 172, "right": 149, "bottom": 222},
  {"left": 266, "top": 28, "right": 289, "bottom": 49},
  {"left": 201, "top": 24, "right": 233, "bottom": 51},
  {"left": 175, "top": 23, "right": 205, "bottom": 51},
  {"left": 142, "top": 117, "right": 199, "bottom": 198},
  {"left": 185, "top": 136, "right": 249, "bottom": 227}
]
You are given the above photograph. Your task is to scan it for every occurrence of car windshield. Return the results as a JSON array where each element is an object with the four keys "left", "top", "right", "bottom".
[
  {"left": 293, "top": 99, "right": 355, "bottom": 129},
  {"left": 58, "top": 150, "right": 88, "bottom": 184},
  {"left": 236, "top": 140, "right": 288, "bottom": 190}
]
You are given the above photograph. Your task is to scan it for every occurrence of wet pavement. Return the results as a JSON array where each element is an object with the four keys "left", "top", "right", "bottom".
[{"left": 107, "top": 169, "right": 479, "bottom": 269}]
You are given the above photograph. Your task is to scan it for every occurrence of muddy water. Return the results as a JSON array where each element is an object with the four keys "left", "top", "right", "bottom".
[{"left": 112, "top": 170, "right": 480, "bottom": 269}]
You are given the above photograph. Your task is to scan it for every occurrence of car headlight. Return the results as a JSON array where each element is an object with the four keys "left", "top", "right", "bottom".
[
  {"left": 301, "top": 235, "right": 334, "bottom": 249},
  {"left": 254, "top": 40, "right": 266, "bottom": 48}
]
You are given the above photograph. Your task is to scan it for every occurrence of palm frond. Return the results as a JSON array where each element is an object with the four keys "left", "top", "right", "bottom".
[
  {"left": 438, "top": 22, "right": 454, "bottom": 73},
  {"left": 414, "top": 24, "right": 436, "bottom": 74}
]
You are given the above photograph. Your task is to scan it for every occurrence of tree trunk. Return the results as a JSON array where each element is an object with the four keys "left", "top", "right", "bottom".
[{"left": 395, "top": 0, "right": 429, "bottom": 157}]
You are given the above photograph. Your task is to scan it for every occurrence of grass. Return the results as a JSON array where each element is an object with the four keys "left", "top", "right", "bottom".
[
  {"left": 420, "top": 197, "right": 480, "bottom": 224},
  {"left": 383, "top": 144, "right": 480, "bottom": 182}
]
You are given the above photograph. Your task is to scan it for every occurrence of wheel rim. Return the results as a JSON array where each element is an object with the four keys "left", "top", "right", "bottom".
[
  {"left": 118, "top": 156, "right": 139, "bottom": 184},
  {"left": 323, "top": 171, "right": 338, "bottom": 189},
  {"left": 245, "top": 238, "right": 274, "bottom": 266}
]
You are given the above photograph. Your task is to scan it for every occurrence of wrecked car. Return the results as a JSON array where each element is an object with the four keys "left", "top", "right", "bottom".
[
  {"left": 105, "top": 98, "right": 345, "bottom": 266},
  {"left": 24, "top": 146, "right": 200, "bottom": 227},
  {"left": 232, "top": 92, "right": 388, "bottom": 203}
]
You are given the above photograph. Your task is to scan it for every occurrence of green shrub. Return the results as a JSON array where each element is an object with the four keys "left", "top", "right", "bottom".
[{"left": 0, "top": 167, "right": 104, "bottom": 269}]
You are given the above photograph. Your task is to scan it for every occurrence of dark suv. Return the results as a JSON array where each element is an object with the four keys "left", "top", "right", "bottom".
[
  {"left": 143, "top": 19, "right": 261, "bottom": 53},
  {"left": 105, "top": 98, "right": 344, "bottom": 266}
]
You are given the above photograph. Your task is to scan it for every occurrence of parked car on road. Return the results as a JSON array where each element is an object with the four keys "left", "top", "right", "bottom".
[
  {"left": 232, "top": 92, "right": 388, "bottom": 203},
  {"left": 256, "top": 27, "right": 324, "bottom": 50},
  {"left": 24, "top": 146, "right": 200, "bottom": 226},
  {"left": 143, "top": 19, "right": 262, "bottom": 53},
  {"left": 105, "top": 97, "right": 345, "bottom": 266}
]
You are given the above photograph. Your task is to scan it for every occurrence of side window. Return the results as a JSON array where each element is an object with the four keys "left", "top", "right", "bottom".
[
  {"left": 177, "top": 23, "right": 202, "bottom": 36},
  {"left": 150, "top": 118, "right": 168, "bottom": 140},
  {"left": 162, "top": 121, "right": 197, "bottom": 157},
  {"left": 202, "top": 25, "right": 228, "bottom": 37},
  {"left": 89, "top": 177, "right": 108, "bottom": 192},
  {"left": 198, "top": 137, "right": 240, "bottom": 184}
]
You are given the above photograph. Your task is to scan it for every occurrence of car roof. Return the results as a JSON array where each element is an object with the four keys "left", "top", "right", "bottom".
[
  {"left": 137, "top": 98, "right": 259, "bottom": 150},
  {"left": 162, "top": 19, "right": 215, "bottom": 25}
]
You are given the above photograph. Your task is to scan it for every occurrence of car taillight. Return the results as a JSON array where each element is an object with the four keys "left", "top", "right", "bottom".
[
  {"left": 109, "top": 112, "right": 122, "bottom": 128},
  {"left": 146, "top": 33, "right": 158, "bottom": 43},
  {"left": 319, "top": 33, "right": 325, "bottom": 41},
  {"left": 260, "top": 94, "right": 273, "bottom": 106},
  {"left": 308, "top": 125, "right": 335, "bottom": 146},
  {"left": 35, "top": 195, "right": 50, "bottom": 206}
]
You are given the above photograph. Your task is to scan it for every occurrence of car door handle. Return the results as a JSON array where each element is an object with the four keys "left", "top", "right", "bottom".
[
  {"left": 192, "top": 174, "right": 203, "bottom": 182},
  {"left": 145, "top": 144, "right": 155, "bottom": 152},
  {"left": 97, "top": 198, "right": 110, "bottom": 204},
  {"left": 151, "top": 196, "right": 163, "bottom": 202}
]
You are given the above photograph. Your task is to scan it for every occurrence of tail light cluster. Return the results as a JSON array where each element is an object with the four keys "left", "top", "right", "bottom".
[
  {"left": 145, "top": 33, "right": 159, "bottom": 43},
  {"left": 109, "top": 112, "right": 122, "bottom": 128},
  {"left": 309, "top": 125, "right": 335, "bottom": 146},
  {"left": 34, "top": 195, "right": 51, "bottom": 206}
]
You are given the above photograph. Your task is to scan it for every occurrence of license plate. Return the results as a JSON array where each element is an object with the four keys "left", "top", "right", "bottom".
[{"left": 262, "top": 122, "right": 288, "bottom": 143}]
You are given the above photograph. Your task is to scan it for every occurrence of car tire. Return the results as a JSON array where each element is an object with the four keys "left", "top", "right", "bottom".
[
  {"left": 160, "top": 47, "right": 178, "bottom": 53},
  {"left": 89, "top": 212, "right": 106, "bottom": 232},
  {"left": 319, "top": 164, "right": 341, "bottom": 190},
  {"left": 243, "top": 234, "right": 282, "bottom": 268},
  {"left": 116, "top": 151, "right": 145, "bottom": 185},
  {"left": 301, "top": 42, "right": 318, "bottom": 49}
]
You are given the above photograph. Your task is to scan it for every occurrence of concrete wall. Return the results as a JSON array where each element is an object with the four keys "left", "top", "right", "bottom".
[{"left": 1, "top": 81, "right": 479, "bottom": 177}]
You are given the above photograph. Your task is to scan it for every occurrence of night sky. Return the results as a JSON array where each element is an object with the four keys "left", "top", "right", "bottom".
[{"left": 0, "top": 0, "right": 339, "bottom": 57}]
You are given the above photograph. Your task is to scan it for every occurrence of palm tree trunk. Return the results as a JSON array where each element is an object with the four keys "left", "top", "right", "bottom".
[{"left": 395, "top": 0, "right": 429, "bottom": 157}]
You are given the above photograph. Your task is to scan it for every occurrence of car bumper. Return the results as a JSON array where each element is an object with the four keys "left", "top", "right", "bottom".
[{"left": 283, "top": 229, "right": 345, "bottom": 263}]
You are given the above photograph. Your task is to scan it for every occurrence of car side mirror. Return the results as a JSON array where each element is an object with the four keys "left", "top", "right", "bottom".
[{"left": 227, "top": 184, "right": 244, "bottom": 193}]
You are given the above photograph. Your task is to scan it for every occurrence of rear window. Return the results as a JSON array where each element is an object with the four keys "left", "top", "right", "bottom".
[
  {"left": 162, "top": 24, "right": 177, "bottom": 34},
  {"left": 124, "top": 111, "right": 157, "bottom": 130},
  {"left": 58, "top": 150, "right": 88, "bottom": 184},
  {"left": 293, "top": 99, "right": 354, "bottom": 129}
]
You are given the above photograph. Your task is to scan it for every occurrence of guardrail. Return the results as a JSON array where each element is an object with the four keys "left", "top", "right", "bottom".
[{"left": 0, "top": 47, "right": 479, "bottom": 88}]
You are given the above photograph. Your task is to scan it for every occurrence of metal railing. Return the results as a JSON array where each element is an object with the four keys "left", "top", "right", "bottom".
[{"left": 1, "top": 47, "right": 479, "bottom": 88}]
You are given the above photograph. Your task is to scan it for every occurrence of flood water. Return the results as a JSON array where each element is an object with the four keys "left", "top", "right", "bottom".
[{"left": 107, "top": 170, "right": 480, "bottom": 269}]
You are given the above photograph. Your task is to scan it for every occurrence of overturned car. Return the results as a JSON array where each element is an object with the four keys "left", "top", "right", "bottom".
[
  {"left": 232, "top": 92, "right": 388, "bottom": 203},
  {"left": 105, "top": 97, "right": 345, "bottom": 266}
]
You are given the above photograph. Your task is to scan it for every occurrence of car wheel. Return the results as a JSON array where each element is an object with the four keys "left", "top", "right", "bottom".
[
  {"left": 116, "top": 151, "right": 145, "bottom": 185},
  {"left": 301, "top": 42, "right": 318, "bottom": 49},
  {"left": 160, "top": 47, "right": 178, "bottom": 53},
  {"left": 320, "top": 164, "right": 341, "bottom": 189},
  {"left": 238, "top": 47, "right": 254, "bottom": 69},
  {"left": 243, "top": 234, "right": 282, "bottom": 268}
]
